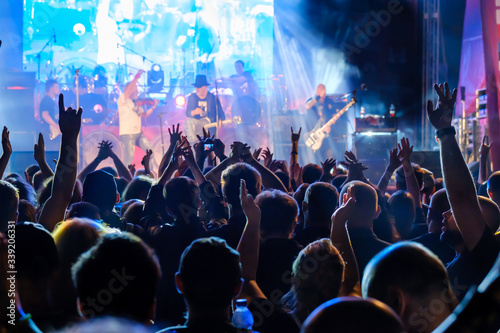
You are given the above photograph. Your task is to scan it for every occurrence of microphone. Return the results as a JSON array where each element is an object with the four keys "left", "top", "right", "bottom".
[{"left": 53, "top": 29, "right": 57, "bottom": 44}]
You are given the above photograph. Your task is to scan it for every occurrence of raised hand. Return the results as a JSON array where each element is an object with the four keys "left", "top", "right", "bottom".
[
  {"left": 334, "top": 192, "right": 356, "bottom": 224},
  {"left": 262, "top": 147, "right": 273, "bottom": 168},
  {"left": 229, "top": 141, "right": 250, "bottom": 161},
  {"left": 141, "top": 149, "right": 153, "bottom": 167},
  {"left": 426, "top": 82, "right": 457, "bottom": 129},
  {"left": 196, "top": 127, "right": 213, "bottom": 143},
  {"left": 252, "top": 147, "right": 263, "bottom": 161},
  {"left": 34, "top": 133, "right": 45, "bottom": 163},
  {"left": 128, "top": 164, "right": 136, "bottom": 176},
  {"left": 58, "top": 94, "right": 82, "bottom": 139},
  {"left": 291, "top": 127, "right": 302, "bottom": 142},
  {"left": 1, "top": 127, "right": 12, "bottom": 156},
  {"left": 168, "top": 123, "right": 182, "bottom": 145},
  {"left": 397, "top": 137, "right": 413, "bottom": 163},
  {"left": 240, "top": 179, "right": 261, "bottom": 223},
  {"left": 214, "top": 138, "right": 225, "bottom": 158},
  {"left": 97, "top": 140, "right": 113, "bottom": 161},
  {"left": 480, "top": 135, "right": 492, "bottom": 160},
  {"left": 269, "top": 160, "right": 288, "bottom": 174},
  {"left": 388, "top": 147, "right": 402, "bottom": 170},
  {"left": 321, "top": 158, "right": 337, "bottom": 175}
]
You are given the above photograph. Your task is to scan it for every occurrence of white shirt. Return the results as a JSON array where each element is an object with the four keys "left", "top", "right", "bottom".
[{"left": 118, "top": 95, "right": 143, "bottom": 135}]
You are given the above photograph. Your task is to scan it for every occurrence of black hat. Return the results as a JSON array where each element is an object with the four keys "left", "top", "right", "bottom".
[{"left": 192, "top": 75, "right": 210, "bottom": 88}]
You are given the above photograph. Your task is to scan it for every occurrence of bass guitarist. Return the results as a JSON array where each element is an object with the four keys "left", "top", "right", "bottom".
[
  {"left": 185, "top": 75, "right": 225, "bottom": 142},
  {"left": 305, "top": 84, "right": 350, "bottom": 159}
]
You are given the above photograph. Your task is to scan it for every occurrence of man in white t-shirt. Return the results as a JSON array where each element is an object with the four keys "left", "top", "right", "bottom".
[{"left": 118, "top": 70, "right": 158, "bottom": 165}]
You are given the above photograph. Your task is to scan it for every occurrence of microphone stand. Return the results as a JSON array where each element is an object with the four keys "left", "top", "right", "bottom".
[
  {"left": 117, "top": 43, "right": 154, "bottom": 89},
  {"left": 36, "top": 33, "right": 56, "bottom": 81},
  {"left": 157, "top": 111, "right": 167, "bottom": 155}
]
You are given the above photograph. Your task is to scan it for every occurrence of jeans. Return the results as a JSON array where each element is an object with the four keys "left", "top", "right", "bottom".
[{"left": 120, "top": 132, "right": 151, "bottom": 166}]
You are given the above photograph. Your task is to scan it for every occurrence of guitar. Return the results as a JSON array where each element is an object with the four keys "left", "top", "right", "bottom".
[
  {"left": 184, "top": 116, "right": 242, "bottom": 143},
  {"left": 304, "top": 97, "right": 356, "bottom": 153}
]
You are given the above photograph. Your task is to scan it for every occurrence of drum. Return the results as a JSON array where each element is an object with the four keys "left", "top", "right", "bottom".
[{"left": 231, "top": 95, "right": 261, "bottom": 125}]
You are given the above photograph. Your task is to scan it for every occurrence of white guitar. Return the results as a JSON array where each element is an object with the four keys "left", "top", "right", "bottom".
[
  {"left": 184, "top": 116, "right": 242, "bottom": 143},
  {"left": 304, "top": 97, "right": 356, "bottom": 153}
]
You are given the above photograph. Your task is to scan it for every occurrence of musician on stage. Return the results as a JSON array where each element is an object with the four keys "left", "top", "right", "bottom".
[
  {"left": 185, "top": 75, "right": 225, "bottom": 142},
  {"left": 229, "top": 60, "right": 257, "bottom": 98},
  {"left": 305, "top": 84, "right": 345, "bottom": 159},
  {"left": 305, "top": 84, "right": 335, "bottom": 132},
  {"left": 118, "top": 70, "right": 159, "bottom": 165},
  {"left": 39, "top": 79, "right": 61, "bottom": 150}
]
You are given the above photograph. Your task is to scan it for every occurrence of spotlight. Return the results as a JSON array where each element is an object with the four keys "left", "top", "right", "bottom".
[
  {"left": 147, "top": 64, "right": 164, "bottom": 93},
  {"left": 175, "top": 95, "right": 186, "bottom": 108},
  {"left": 73, "top": 23, "right": 86, "bottom": 36}
]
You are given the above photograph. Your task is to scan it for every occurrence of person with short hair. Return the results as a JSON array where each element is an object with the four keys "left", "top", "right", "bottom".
[
  {"left": 301, "top": 297, "right": 404, "bottom": 333},
  {"left": 339, "top": 180, "right": 389, "bottom": 277},
  {"left": 363, "top": 242, "right": 457, "bottom": 333},
  {"left": 72, "top": 232, "right": 160, "bottom": 324},
  {"left": 255, "top": 190, "right": 302, "bottom": 298},
  {"left": 158, "top": 237, "right": 246, "bottom": 333},
  {"left": 82, "top": 170, "right": 121, "bottom": 229},
  {"left": 293, "top": 182, "right": 338, "bottom": 246}
]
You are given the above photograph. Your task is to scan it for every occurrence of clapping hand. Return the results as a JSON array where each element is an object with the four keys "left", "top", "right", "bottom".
[
  {"left": 480, "top": 135, "right": 492, "bottom": 160},
  {"left": 141, "top": 149, "right": 153, "bottom": 167},
  {"left": 97, "top": 140, "right": 113, "bottom": 161},
  {"left": 388, "top": 147, "right": 402, "bottom": 171},
  {"left": 426, "top": 82, "right": 457, "bottom": 130}
]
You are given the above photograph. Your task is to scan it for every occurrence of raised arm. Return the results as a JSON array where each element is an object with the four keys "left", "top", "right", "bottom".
[
  {"left": 377, "top": 147, "right": 401, "bottom": 194},
  {"left": 331, "top": 192, "right": 360, "bottom": 296},
  {"left": 158, "top": 124, "right": 182, "bottom": 175},
  {"left": 479, "top": 135, "right": 492, "bottom": 184},
  {"left": 77, "top": 140, "right": 110, "bottom": 182},
  {"left": 427, "top": 82, "right": 486, "bottom": 251},
  {"left": 242, "top": 147, "right": 287, "bottom": 192},
  {"left": 0, "top": 127, "right": 12, "bottom": 180},
  {"left": 398, "top": 137, "right": 422, "bottom": 210},
  {"left": 38, "top": 94, "right": 82, "bottom": 231},
  {"left": 109, "top": 143, "right": 133, "bottom": 182},
  {"left": 33, "top": 133, "right": 54, "bottom": 180},
  {"left": 237, "top": 180, "right": 267, "bottom": 301},
  {"left": 123, "top": 70, "right": 143, "bottom": 100},
  {"left": 141, "top": 149, "right": 153, "bottom": 178}
]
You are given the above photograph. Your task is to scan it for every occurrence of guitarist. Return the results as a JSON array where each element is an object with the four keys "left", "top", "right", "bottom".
[
  {"left": 39, "top": 79, "right": 61, "bottom": 150},
  {"left": 185, "top": 75, "right": 225, "bottom": 142},
  {"left": 305, "top": 84, "right": 346, "bottom": 158}
]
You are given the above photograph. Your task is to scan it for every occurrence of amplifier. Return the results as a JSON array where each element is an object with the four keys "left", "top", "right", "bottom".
[{"left": 355, "top": 116, "right": 397, "bottom": 133}]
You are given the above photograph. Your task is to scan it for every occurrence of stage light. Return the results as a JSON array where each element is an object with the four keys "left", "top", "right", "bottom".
[
  {"left": 147, "top": 64, "right": 164, "bottom": 93},
  {"left": 73, "top": 23, "right": 85, "bottom": 36},
  {"left": 175, "top": 95, "right": 186, "bottom": 107}
]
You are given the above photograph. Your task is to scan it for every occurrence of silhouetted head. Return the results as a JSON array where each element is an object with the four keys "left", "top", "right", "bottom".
[
  {"left": 256, "top": 189, "right": 298, "bottom": 239},
  {"left": 176, "top": 237, "right": 241, "bottom": 311},
  {"left": 72, "top": 232, "right": 160, "bottom": 323},
  {"left": 164, "top": 176, "right": 200, "bottom": 221},
  {"left": 82, "top": 170, "right": 119, "bottom": 213},
  {"left": 303, "top": 182, "right": 338, "bottom": 226},
  {"left": 363, "top": 242, "right": 456, "bottom": 333},
  {"left": 0, "top": 180, "right": 19, "bottom": 232},
  {"left": 301, "top": 297, "right": 404, "bottom": 333},
  {"left": 221, "top": 163, "right": 261, "bottom": 212},
  {"left": 302, "top": 164, "right": 322, "bottom": 184}
]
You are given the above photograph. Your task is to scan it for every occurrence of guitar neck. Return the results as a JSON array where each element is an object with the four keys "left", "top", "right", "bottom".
[{"left": 320, "top": 101, "right": 354, "bottom": 132}]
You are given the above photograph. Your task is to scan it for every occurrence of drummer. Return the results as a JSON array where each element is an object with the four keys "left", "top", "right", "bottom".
[{"left": 228, "top": 60, "right": 257, "bottom": 98}]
